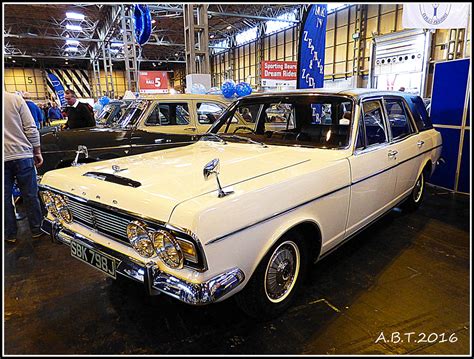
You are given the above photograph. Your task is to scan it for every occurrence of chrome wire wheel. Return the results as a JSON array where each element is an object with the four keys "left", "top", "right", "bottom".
[
  {"left": 413, "top": 172, "right": 424, "bottom": 203},
  {"left": 264, "top": 240, "right": 300, "bottom": 303}
]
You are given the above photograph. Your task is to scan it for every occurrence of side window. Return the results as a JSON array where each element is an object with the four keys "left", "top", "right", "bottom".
[
  {"left": 362, "top": 100, "right": 387, "bottom": 146},
  {"left": 145, "top": 103, "right": 190, "bottom": 126},
  {"left": 385, "top": 99, "right": 413, "bottom": 140},
  {"left": 197, "top": 102, "right": 226, "bottom": 124},
  {"left": 410, "top": 96, "right": 433, "bottom": 131}
]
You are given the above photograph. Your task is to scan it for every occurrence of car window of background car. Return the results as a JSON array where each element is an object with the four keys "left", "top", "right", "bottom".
[
  {"left": 411, "top": 96, "right": 433, "bottom": 131},
  {"left": 385, "top": 98, "right": 414, "bottom": 140},
  {"left": 145, "top": 103, "right": 190, "bottom": 126},
  {"left": 118, "top": 105, "right": 145, "bottom": 128},
  {"left": 362, "top": 100, "right": 388, "bottom": 146},
  {"left": 197, "top": 102, "right": 226, "bottom": 124},
  {"left": 264, "top": 103, "right": 295, "bottom": 132}
]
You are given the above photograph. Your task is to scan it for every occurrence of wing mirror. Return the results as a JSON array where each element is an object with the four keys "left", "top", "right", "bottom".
[
  {"left": 71, "top": 145, "right": 89, "bottom": 167},
  {"left": 203, "top": 158, "right": 233, "bottom": 198}
]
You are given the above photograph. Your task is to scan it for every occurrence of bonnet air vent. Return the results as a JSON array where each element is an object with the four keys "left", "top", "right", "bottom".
[{"left": 83, "top": 172, "right": 141, "bottom": 188}]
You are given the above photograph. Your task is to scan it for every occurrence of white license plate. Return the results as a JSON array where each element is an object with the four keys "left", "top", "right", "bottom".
[{"left": 70, "top": 239, "right": 118, "bottom": 279}]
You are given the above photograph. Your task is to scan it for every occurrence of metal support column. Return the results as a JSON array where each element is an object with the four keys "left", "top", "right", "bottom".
[
  {"left": 352, "top": 5, "right": 368, "bottom": 88},
  {"left": 102, "top": 42, "right": 115, "bottom": 98},
  {"left": 121, "top": 5, "right": 139, "bottom": 93},
  {"left": 184, "top": 4, "right": 210, "bottom": 74},
  {"left": 91, "top": 58, "right": 102, "bottom": 100}
]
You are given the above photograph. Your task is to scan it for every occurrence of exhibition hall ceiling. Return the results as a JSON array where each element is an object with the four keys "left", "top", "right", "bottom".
[{"left": 4, "top": 3, "right": 301, "bottom": 69}]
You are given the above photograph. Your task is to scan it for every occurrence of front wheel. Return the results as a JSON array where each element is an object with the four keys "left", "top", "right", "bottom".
[
  {"left": 402, "top": 171, "right": 425, "bottom": 212},
  {"left": 234, "top": 232, "right": 308, "bottom": 319}
]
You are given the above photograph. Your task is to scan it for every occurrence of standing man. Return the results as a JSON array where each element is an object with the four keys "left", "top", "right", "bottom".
[
  {"left": 4, "top": 92, "right": 44, "bottom": 243},
  {"left": 47, "top": 101, "right": 63, "bottom": 125},
  {"left": 63, "top": 89, "right": 96, "bottom": 129}
]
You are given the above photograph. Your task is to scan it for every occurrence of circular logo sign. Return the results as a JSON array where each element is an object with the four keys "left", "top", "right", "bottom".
[{"left": 419, "top": 4, "right": 451, "bottom": 25}]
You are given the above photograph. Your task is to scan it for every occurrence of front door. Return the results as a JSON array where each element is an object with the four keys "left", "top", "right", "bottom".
[{"left": 346, "top": 98, "right": 398, "bottom": 237}]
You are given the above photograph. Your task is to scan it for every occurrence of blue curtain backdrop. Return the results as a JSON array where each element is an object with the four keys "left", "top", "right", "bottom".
[
  {"left": 297, "top": 4, "right": 328, "bottom": 89},
  {"left": 47, "top": 72, "right": 67, "bottom": 107}
]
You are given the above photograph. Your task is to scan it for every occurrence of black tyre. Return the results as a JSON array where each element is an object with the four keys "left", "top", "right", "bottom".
[
  {"left": 402, "top": 170, "right": 425, "bottom": 212},
  {"left": 235, "top": 231, "right": 308, "bottom": 320}
]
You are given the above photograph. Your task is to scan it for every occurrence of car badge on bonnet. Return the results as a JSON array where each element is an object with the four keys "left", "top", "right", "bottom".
[{"left": 112, "top": 165, "right": 127, "bottom": 174}]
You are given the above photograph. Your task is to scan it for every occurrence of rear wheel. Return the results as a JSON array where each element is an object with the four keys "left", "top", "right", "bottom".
[
  {"left": 402, "top": 171, "right": 425, "bottom": 212},
  {"left": 235, "top": 231, "right": 308, "bottom": 319}
]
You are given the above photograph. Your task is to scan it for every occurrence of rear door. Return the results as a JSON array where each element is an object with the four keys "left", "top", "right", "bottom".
[{"left": 383, "top": 96, "right": 422, "bottom": 200}]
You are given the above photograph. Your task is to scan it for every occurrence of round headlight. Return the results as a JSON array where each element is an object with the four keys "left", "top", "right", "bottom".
[
  {"left": 40, "top": 191, "right": 57, "bottom": 217},
  {"left": 53, "top": 194, "right": 72, "bottom": 223},
  {"left": 127, "top": 221, "right": 156, "bottom": 258},
  {"left": 152, "top": 230, "right": 184, "bottom": 269}
]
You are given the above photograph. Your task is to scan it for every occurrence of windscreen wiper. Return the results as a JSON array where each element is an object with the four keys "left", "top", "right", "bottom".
[
  {"left": 199, "top": 133, "right": 227, "bottom": 144},
  {"left": 223, "top": 134, "right": 268, "bottom": 148}
]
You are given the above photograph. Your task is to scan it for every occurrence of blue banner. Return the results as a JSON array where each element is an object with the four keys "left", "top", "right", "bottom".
[
  {"left": 47, "top": 72, "right": 67, "bottom": 107},
  {"left": 297, "top": 4, "right": 327, "bottom": 89}
]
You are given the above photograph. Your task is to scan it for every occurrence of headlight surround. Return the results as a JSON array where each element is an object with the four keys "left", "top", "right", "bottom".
[
  {"left": 152, "top": 230, "right": 184, "bottom": 269},
  {"left": 53, "top": 194, "right": 73, "bottom": 223},
  {"left": 126, "top": 220, "right": 156, "bottom": 258},
  {"left": 40, "top": 191, "right": 57, "bottom": 217}
]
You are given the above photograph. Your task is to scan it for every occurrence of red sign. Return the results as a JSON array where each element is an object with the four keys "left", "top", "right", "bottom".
[
  {"left": 261, "top": 61, "right": 298, "bottom": 80},
  {"left": 138, "top": 71, "right": 170, "bottom": 93}
]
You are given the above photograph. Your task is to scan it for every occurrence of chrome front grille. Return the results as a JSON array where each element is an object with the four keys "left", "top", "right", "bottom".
[{"left": 65, "top": 197, "right": 130, "bottom": 245}]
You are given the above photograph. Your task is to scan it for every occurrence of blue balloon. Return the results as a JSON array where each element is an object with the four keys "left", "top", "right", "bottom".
[
  {"left": 134, "top": 5, "right": 152, "bottom": 46},
  {"left": 99, "top": 96, "right": 110, "bottom": 106},
  {"left": 221, "top": 80, "right": 236, "bottom": 99},
  {"left": 235, "top": 82, "right": 252, "bottom": 97}
]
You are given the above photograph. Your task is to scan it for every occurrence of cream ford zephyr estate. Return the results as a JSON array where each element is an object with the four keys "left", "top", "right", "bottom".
[{"left": 39, "top": 89, "right": 442, "bottom": 318}]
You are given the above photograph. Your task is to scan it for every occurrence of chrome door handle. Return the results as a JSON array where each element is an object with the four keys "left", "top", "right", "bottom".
[
  {"left": 154, "top": 138, "right": 164, "bottom": 143},
  {"left": 388, "top": 150, "right": 398, "bottom": 159},
  {"left": 417, "top": 140, "right": 425, "bottom": 148},
  {"left": 184, "top": 127, "right": 196, "bottom": 131}
]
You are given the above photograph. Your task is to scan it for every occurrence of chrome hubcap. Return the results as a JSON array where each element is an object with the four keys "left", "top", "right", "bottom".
[
  {"left": 264, "top": 241, "right": 300, "bottom": 303},
  {"left": 413, "top": 173, "right": 424, "bottom": 203}
]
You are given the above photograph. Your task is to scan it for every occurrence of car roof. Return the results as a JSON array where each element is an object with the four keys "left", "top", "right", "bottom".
[
  {"left": 138, "top": 93, "right": 231, "bottom": 101},
  {"left": 242, "top": 88, "right": 416, "bottom": 101}
]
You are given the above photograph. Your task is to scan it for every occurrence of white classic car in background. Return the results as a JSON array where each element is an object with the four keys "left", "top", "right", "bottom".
[{"left": 39, "top": 89, "right": 442, "bottom": 319}]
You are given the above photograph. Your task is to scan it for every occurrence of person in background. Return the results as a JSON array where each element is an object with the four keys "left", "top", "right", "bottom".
[
  {"left": 63, "top": 89, "right": 96, "bottom": 129},
  {"left": 20, "top": 92, "right": 44, "bottom": 129},
  {"left": 4, "top": 92, "right": 44, "bottom": 244},
  {"left": 47, "top": 102, "right": 63, "bottom": 125}
]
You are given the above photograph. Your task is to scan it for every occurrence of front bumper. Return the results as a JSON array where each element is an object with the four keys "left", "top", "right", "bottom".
[{"left": 41, "top": 218, "right": 245, "bottom": 305}]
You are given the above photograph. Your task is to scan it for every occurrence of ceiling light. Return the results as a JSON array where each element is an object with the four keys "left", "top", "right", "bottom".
[
  {"left": 32, "top": 58, "right": 37, "bottom": 62},
  {"left": 66, "top": 39, "right": 80, "bottom": 46},
  {"left": 8, "top": 56, "right": 12, "bottom": 59},
  {"left": 175, "top": 53, "right": 179, "bottom": 57},
  {"left": 12, "top": 60, "right": 16, "bottom": 63},
  {"left": 111, "top": 42, "right": 123, "bottom": 47},
  {"left": 65, "top": 61, "right": 69, "bottom": 64},
  {"left": 226, "top": 25, "right": 232, "bottom": 30},
  {"left": 151, "top": 19, "right": 156, "bottom": 24},
  {"left": 65, "top": 46, "right": 78, "bottom": 52},
  {"left": 66, "top": 24, "right": 82, "bottom": 31},
  {"left": 66, "top": 12, "right": 85, "bottom": 21},
  {"left": 210, "top": 34, "right": 215, "bottom": 39}
]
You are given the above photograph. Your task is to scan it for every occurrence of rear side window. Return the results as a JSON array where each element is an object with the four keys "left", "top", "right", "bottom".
[
  {"left": 385, "top": 99, "right": 414, "bottom": 140},
  {"left": 410, "top": 96, "right": 433, "bottom": 131}
]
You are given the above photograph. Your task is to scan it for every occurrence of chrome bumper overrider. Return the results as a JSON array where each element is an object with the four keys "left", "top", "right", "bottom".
[{"left": 41, "top": 218, "right": 245, "bottom": 305}]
